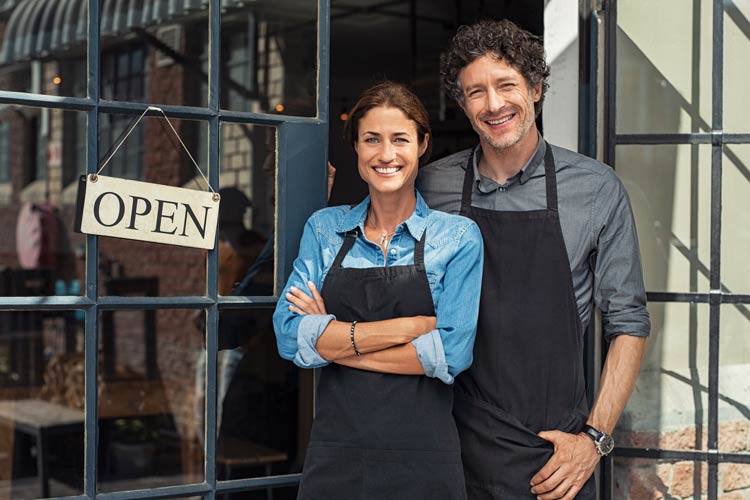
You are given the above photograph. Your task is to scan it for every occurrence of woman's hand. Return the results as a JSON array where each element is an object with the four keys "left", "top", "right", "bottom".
[{"left": 287, "top": 281, "right": 327, "bottom": 315}]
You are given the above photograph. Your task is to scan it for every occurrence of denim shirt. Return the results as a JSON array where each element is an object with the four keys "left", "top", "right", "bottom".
[{"left": 273, "top": 191, "right": 483, "bottom": 384}]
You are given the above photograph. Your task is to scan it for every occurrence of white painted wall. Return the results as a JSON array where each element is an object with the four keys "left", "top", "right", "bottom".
[{"left": 543, "top": 0, "right": 580, "bottom": 151}]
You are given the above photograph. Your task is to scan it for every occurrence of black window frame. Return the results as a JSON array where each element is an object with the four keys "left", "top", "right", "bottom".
[
  {"left": 586, "top": 1, "right": 750, "bottom": 498},
  {"left": 0, "top": 0, "right": 331, "bottom": 497}
]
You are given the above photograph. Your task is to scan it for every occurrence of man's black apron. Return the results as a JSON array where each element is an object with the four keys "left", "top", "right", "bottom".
[
  {"left": 298, "top": 228, "right": 467, "bottom": 500},
  {"left": 454, "top": 144, "right": 595, "bottom": 499}
]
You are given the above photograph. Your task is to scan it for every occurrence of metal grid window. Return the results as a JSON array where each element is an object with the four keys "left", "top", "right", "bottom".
[
  {"left": 0, "top": 1, "right": 330, "bottom": 499},
  {"left": 597, "top": 1, "right": 750, "bottom": 498}
]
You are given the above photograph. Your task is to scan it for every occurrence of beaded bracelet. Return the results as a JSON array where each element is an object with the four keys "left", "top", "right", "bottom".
[{"left": 350, "top": 320, "right": 361, "bottom": 357}]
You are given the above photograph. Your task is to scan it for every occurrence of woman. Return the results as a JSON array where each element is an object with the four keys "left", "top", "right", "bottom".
[{"left": 273, "top": 81, "right": 483, "bottom": 499}]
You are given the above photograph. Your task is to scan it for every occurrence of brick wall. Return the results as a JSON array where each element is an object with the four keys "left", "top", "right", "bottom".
[{"left": 615, "top": 423, "right": 750, "bottom": 499}]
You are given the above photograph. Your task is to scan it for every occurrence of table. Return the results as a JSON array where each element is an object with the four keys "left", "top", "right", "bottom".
[
  {"left": 0, "top": 399, "right": 84, "bottom": 497},
  {"left": 217, "top": 437, "right": 288, "bottom": 500}
]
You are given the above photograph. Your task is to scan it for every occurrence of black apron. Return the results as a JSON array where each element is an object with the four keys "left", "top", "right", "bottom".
[
  {"left": 453, "top": 144, "right": 596, "bottom": 499},
  {"left": 298, "top": 228, "right": 467, "bottom": 500}
]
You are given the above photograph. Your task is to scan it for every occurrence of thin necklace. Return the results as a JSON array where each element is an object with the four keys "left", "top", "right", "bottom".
[{"left": 366, "top": 211, "right": 396, "bottom": 247}]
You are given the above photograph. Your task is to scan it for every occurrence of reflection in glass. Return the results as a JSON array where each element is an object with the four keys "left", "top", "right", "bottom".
[
  {"left": 616, "top": 0, "right": 712, "bottom": 134},
  {"left": 722, "top": 145, "right": 750, "bottom": 294},
  {"left": 213, "top": 309, "right": 312, "bottom": 485},
  {"left": 614, "top": 458, "right": 708, "bottom": 499},
  {"left": 0, "top": 107, "right": 86, "bottom": 297},
  {"left": 218, "top": 123, "right": 276, "bottom": 297},
  {"left": 98, "top": 0, "right": 209, "bottom": 108},
  {"left": 615, "top": 303, "right": 709, "bottom": 451},
  {"left": 0, "top": 2, "right": 87, "bottom": 97},
  {"left": 616, "top": 145, "right": 711, "bottom": 293},
  {"left": 219, "top": 2, "right": 317, "bottom": 115},
  {"left": 0, "top": 311, "right": 85, "bottom": 498},
  {"left": 97, "top": 309, "right": 205, "bottom": 492},
  {"left": 719, "top": 306, "right": 750, "bottom": 454},
  {"left": 97, "top": 114, "right": 209, "bottom": 297}
]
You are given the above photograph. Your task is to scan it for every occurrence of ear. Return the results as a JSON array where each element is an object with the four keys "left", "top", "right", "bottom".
[
  {"left": 531, "top": 81, "right": 543, "bottom": 103},
  {"left": 353, "top": 140, "right": 359, "bottom": 155},
  {"left": 457, "top": 98, "right": 467, "bottom": 113},
  {"left": 418, "top": 133, "right": 430, "bottom": 157}
]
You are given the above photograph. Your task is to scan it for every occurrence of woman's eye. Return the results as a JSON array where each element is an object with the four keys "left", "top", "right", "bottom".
[
  {"left": 394, "top": 137, "right": 409, "bottom": 143},
  {"left": 364, "top": 137, "right": 379, "bottom": 143}
]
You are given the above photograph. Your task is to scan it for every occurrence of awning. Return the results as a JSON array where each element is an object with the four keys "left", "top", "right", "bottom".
[{"left": 0, "top": 0, "right": 251, "bottom": 64}]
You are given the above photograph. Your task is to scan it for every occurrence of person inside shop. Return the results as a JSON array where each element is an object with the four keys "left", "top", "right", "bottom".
[
  {"left": 416, "top": 19, "right": 651, "bottom": 499},
  {"left": 273, "top": 81, "right": 483, "bottom": 499}
]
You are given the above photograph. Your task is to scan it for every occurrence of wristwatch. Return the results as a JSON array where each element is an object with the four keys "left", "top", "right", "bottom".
[{"left": 581, "top": 424, "right": 615, "bottom": 456}]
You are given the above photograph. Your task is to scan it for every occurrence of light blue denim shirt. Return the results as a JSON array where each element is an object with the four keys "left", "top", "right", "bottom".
[{"left": 273, "top": 191, "right": 483, "bottom": 384}]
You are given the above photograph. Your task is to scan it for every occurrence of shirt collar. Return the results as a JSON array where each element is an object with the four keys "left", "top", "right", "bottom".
[
  {"left": 472, "top": 132, "right": 546, "bottom": 190},
  {"left": 336, "top": 190, "right": 430, "bottom": 241}
]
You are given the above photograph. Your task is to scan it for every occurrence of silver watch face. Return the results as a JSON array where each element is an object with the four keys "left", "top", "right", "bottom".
[{"left": 598, "top": 434, "right": 615, "bottom": 456}]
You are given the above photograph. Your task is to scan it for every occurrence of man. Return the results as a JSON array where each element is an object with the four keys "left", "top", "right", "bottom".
[{"left": 416, "top": 19, "right": 650, "bottom": 500}]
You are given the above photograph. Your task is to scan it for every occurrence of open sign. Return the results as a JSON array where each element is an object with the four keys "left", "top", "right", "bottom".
[{"left": 75, "top": 174, "right": 220, "bottom": 250}]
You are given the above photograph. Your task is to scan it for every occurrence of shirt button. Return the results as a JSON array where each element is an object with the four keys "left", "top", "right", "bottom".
[{"left": 390, "top": 249, "right": 397, "bottom": 255}]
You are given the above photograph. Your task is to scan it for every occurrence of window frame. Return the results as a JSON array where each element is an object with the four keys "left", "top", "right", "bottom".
[
  {"left": 593, "top": 1, "right": 750, "bottom": 498},
  {"left": 0, "top": 0, "right": 331, "bottom": 497}
]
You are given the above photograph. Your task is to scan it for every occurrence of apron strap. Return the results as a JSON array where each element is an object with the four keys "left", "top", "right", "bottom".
[
  {"left": 459, "top": 148, "right": 477, "bottom": 215},
  {"left": 332, "top": 226, "right": 427, "bottom": 268},
  {"left": 413, "top": 229, "right": 427, "bottom": 267},
  {"left": 542, "top": 142, "right": 559, "bottom": 212},
  {"left": 460, "top": 142, "right": 559, "bottom": 213},
  {"left": 332, "top": 229, "right": 358, "bottom": 268}
]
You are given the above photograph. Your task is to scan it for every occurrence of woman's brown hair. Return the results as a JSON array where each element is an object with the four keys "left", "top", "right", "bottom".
[{"left": 343, "top": 81, "right": 433, "bottom": 165}]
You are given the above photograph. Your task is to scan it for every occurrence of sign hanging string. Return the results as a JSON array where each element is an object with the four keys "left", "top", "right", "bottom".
[{"left": 95, "top": 106, "right": 215, "bottom": 194}]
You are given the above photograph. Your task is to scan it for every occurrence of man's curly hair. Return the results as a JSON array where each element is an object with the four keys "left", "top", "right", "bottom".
[{"left": 441, "top": 19, "right": 550, "bottom": 117}]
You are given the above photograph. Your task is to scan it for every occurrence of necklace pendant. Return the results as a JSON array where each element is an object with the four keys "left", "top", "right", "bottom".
[{"left": 379, "top": 232, "right": 387, "bottom": 246}]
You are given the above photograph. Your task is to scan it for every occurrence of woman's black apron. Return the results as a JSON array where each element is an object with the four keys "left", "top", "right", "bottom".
[
  {"left": 454, "top": 144, "right": 595, "bottom": 499},
  {"left": 297, "top": 228, "right": 467, "bottom": 500}
]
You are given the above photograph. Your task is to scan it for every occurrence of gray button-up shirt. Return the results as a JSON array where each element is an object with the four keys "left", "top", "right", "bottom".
[{"left": 416, "top": 138, "right": 650, "bottom": 339}]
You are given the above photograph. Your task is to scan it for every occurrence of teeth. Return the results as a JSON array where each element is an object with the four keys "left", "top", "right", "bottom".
[
  {"left": 487, "top": 115, "right": 514, "bottom": 125},
  {"left": 374, "top": 167, "right": 400, "bottom": 174}
]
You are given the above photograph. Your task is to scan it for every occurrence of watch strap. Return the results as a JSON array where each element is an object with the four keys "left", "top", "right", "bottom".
[{"left": 582, "top": 424, "right": 604, "bottom": 442}]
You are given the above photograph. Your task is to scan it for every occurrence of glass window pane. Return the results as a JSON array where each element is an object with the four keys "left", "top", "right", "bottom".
[
  {"left": 98, "top": 0, "right": 209, "bottom": 108},
  {"left": 722, "top": 145, "right": 750, "bottom": 294},
  {"left": 97, "top": 113, "right": 209, "bottom": 297},
  {"left": 614, "top": 458, "right": 708, "bottom": 499},
  {"left": 0, "top": 310, "right": 85, "bottom": 497},
  {"left": 724, "top": 2, "right": 750, "bottom": 133},
  {"left": 616, "top": 145, "right": 711, "bottom": 293},
  {"left": 614, "top": 303, "right": 709, "bottom": 451},
  {"left": 0, "top": 3, "right": 87, "bottom": 98},
  {"left": 214, "top": 309, "right": 312, "bottom": 481},
  {"left": 220, "top": 2, "right": 317, "bottom": 116},
  {"left": 719, "top": 305, "right": 750, "bottom": 455},
  {"left": 218, "top": 123, "right": 276, "bottom": 296},
  {"left": 616, "top": 0, "right": 712, "bottom": 134},
  {"left": 98, "top": 309, "right": 205, "bottom": 492},
  {"left": 0, "top": 107, "right": 87, "bottom": 297}
]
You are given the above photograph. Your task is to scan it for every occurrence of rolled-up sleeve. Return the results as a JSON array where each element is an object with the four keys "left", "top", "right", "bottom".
[
  {"left": 593, "top": 171, "right": 651, "bottom": 340},
  {"left": 417, "top": 221, "right": 484, "bottom": 384},
  {"left": 273, "top": 216, "right": 336, "bottom": 368},
  {"left": 412, "top": 330, "right": 449, "bottom": 382}
]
